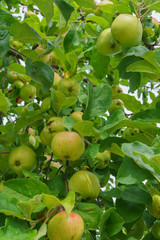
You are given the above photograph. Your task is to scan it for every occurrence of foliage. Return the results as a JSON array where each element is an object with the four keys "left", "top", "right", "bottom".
[{"left": 0, "top": 0, "right": 160, "bottom": 239}]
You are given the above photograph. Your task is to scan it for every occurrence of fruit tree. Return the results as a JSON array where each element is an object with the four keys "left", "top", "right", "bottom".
[{"left": 0, "top": 0, "right": 160, "bottom": 239}]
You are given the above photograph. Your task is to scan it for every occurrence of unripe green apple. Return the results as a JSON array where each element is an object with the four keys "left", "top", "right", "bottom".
[
  {"left": 35, "top": 47, "right": 50, "bottom": 64},
  {"left": 96, "top": 28, "right": 122, "bottom": 56},
  {"left": 69, "top": 170, "right": 100, "bottom": 199},
  {"left": 41, "top": 97, "right": 51, "bottom": 111},
  {"left": 149, "top": 195, "right": 160, "bottom": 219},
  {"left": 20, "top": 84, "right": 36, "bottom": 102},
  {"left": 111, "top": 85, "right": 123, "bottom": 98},
  {"left": 111, "top": 14, "right": 143, "bottom": 48},
  {"left": 94, "top": 150, "right": 110, "bottom": 169},
  {"left": 51, "top": 131, "right": 85, "bottom": 161},
  {"left": 8, "top": 145, "right": 37, "bottom": 176},
  {"left": 7, "top": 71, "right": 19, "bottom": 83},
  {"left": 47, "top": 211, "right": 84, "bottom": 240},
  {"left": 108, "top": 99, "right": 124, "bottom": 114},
  {"left": 71, "top": 111, "right": 83, "bottom": 122},
  {"left": 40, "top": 117, "right": 64, "bottom": 146},
  {"left": 152, "top": 221, "right": 160, "bottom": 239},
  {"left": 57, "top": 78, "right": 80, "bottom": 97},
  {"left": 52, "top": 72, "right": 62, "bottom": 89},
  {"left": 13, "top": 80, "right": 24, "bottom": 89}
]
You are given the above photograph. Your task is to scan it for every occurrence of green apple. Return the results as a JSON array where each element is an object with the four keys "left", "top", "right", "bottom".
[
  {"left": 94, "top": 150, "right": 110, "bottom": 169},
  {"left": 96, "top": 28, "right": 122, "bottom": 56},
  {"left": 108, "top": 99, "right": 124, "bottom": 114},
  {"left": 69, "top": 170, "right": 100, "bottom": 199},
  {"left": 71, "top": 111, "right": 83, "bottom": 122},
  {"left": 20, "top": 84, "right": 36, "bottom": 102},
  {"left": 52, "top": 72, "right": 62, "bottom": 89},
  {"left": 51, "top": 131, "right": 85, "bottom": 161},
  {"left": 49, "top": 52, "right": 60, "bottom": 65},
  {"left": 35, "top": 47, "right": 50, "bottom": 64},
  {"left": 152, "top": 221, "right": 160, "bottom": 239},
  {"left": 111, "top": 14, "right": 143, "bottom": 48},
  {"left": 7, "top": 71, "right": 19, "bottom": 83},
  {"left": 47, "top": 211, "right": 84, "bottom": 240},
  {"left": 13, "top": 80, "right": 24, "bottom": 89},
  {"left": 149, "top": 195, "right": 160, "bottom": 219},
  {"left": 111, "top": 85, "right": 123, "bottom": 98},
  {"left": 40, "top": 117, "right": 64, "bottom": 146},
  {"left": 57, "top": 78, "right": 80, "bottom": 97},
  {"left": 8, "top": 145, "right": 37, "bottom": 176},
  {"left": 41, "top": 97, "right": 51, "bottom": 111}
]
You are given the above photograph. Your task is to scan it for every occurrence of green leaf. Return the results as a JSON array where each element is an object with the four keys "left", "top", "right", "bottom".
[
  {"left": 73, "top": 202, "right": 102, "bottom": 230},
  {"left": 63, "top": 116, "right": 75, "bottom": 131},
  {"left": 42, "top": 194, "right": 62, "bottom": 209},
  {"left": 141, "top": 51, "right": 160, "bottom": 72},
  {"left": 74, "top": 0, "right": 97, "bottom": 9},
  {"left": 132, "top": 108, "right": 160, "bottom": 122},
  {"left": 120, "top": 185, "right": 152, "bottom": 205},
  {"left": 125, "top": 46, "right": 149, "bottom": 57},
  {"left": 64, "top": 30, "right": 81, "bottom": 53},
  {"left": 35, "top": 222, "right": 47, "bottom": 240},
  {"left": 26, "top": 59, "right": 54, "bottom": 92},
  {"left": 0, "top": 9, "right": 16, "bottom": 28},
  {"left": 51, "top": 90, "right": 77, "bottom": 114},
  {"left": 90, "top": 49, "right": 110, "bottom": 79},
  {"left": 126, "top": 60, "right": 160, "bottom": 75},
  {"left": 86, "top": 16, "right": 109, "bottom": 29},
  {"left": 117, "top": 93, "right": 143, "bottom": 113},
  {"left": 117, "top": 157, "right": 153, "bottom": 185},
  {"left": 116, "top": 199, "right": 145, "bottom": 223},
  {"left": 83, "top": 83, "right": 112, "bottom": 120},
  {"left": 8, "top": 63, "right": 26, "bottom": 74},
  {"left": 73, "top": 120, "right": 94, "bottom": 136},
  {"left": 84, "top": 23, "right": 98, "bottom": 38},
  {"left": 53, "top": 0, "right": 74, "bottom": 23},
  {"left": 31, "top": 0, "right": 54, "bottom": 25},
  {"left": 147, "top": 1, "right": 160, "bottom": 11},
  {"left": 100, "top": 209, "right": 124, "bottom": 238},
  {"left": 0, "top": 27, "right": 9, "bottom": 58},
  {"left": 0, "top": 90, "right": 8, "bottom": 114},
  {"left": 100, "top": 2, "right": 131, "bottom": 14},
  {"left": 10, "top": 22, "right": 44, "bottom": 43},
  {"left": 0, "top": 217, "right": 37, "bottom": 240}
]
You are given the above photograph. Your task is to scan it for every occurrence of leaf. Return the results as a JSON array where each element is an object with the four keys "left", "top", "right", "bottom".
[
  {"left": 51, "top": 90, "right": 77, "bottom": 114},
  {"left": 0, "top": 27, "right": 9, "bottom": 58},
  {"left": 0, "top": 90, "right": 8, "bottom": 114},
  {"left": 0, "top": 217, "right": 37, "bottom": 240},
  {"left": 64, "top": 30, "right": 82, "bottom": 53},
  {"left": 74, "top": 0, "right": 97, "bottom": 9},
  {"left": 100, "top": 209, "right": 124, "bottom": 239},
  {"left": 34, "top": 222, "right": 47, "bottom": 240},
  {"left": 73, "top": 120, "right": 94, "bottom": 136},
  {"left": 147, "top": 1, "right": 160, "bottom": 12},
  {"left": 132, "top": 108, "right": 160, "bottom": 122},
  {"left": 42, "top": 194, "right": 62, "bottom": 209},
  {"left": 116, "top": 199, "right": 145, "bottom": 223},
  {"left": 126, "top": 60, "right": 160, "bottom": 75},
  {"left": 90, "top": 49, "right": 110, "bottom": 79},
  {"left": 10, "top": 22, "right": 44, "bottom": 43},
  {"left": 83, "top": 83, "right": 112, "bottom": 120},
  {"left": 26, "top": 58, "right": 54, "bottom": 92},
  {"left": 84, "top": 23, "right": 98, "bottom": 38},
  {"left": 141, "top": 51, "right": 160, "bottom": 72},
  {"left": 73, "top": 202, "right": 102, "bottom": 230},
  {"left": 31, "top": 0, "right": 54, "bottom": 25},
  {"left": 0, "top": 9, "right": 16, "bottom": 28},
  {"left": 8, "top": 63, "right": 26, "bottom": 74},
  {"left": 125, "top": 46, "right": 149, "bottom": 57},
  {"left": 53, "top": 0, "right": 74, "bottom": 23},
  {"left": 86, "top": 16, "right": 109, "bottom": 29},
  {"left": 117, "top": 157, "right": 153, "bottom": 185},
  {"left": 117, "top": 93, "right": 143, "bottom": 113}
]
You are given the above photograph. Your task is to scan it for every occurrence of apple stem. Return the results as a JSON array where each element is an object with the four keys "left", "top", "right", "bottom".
[{"left": 84, "top": 138, "right": 91, "bottom": 145}]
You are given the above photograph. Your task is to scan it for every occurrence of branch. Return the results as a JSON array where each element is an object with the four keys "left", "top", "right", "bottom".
[{"left": 9, "top": 47, "right": 28, "bottom": 59}]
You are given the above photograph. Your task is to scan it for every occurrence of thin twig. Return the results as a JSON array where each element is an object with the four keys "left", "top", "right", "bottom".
[
  {"left": 46, "top": 153, "right": 53, "bottom": 180},
  {"left": 10, "top": 46, "right": 28, "bottom": 59},
  {"left": 84, "top": 138, "right": 91, "bottom": 145}
]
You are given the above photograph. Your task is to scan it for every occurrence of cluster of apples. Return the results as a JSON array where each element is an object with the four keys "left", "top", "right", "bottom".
[{"left": 96, "top": 14, "right": 143, "bottom": 56}]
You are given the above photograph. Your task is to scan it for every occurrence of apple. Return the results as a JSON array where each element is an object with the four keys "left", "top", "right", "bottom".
[
  {"left": 94, "top": 150, "right": 110, "bottom": 169},
  {"left": 47, "top": 211, "right": 84, "bottom": 240},
  {"left": 52, "top": 72, "right": 62, "bottom": 90},
  {"left": 35, "top": 47, "right": 50, "bottom": 64},
  {"left": 108, "top": 99, "right": 124, "bottom": 114},
  {"left": 71, "top": 111, "right": 83, "bottom": 122},
  {"left": 111, "top": 14, "right": 143, "bottom": 48},
  {"left": 13, "top": 80, "right": 24, "bottom": 89},
  {"left": 40, "top": 117, "right": 64, "bottom": 146},
  {"left": 152, "top": 221, "right": 160, "bottom": 239},
  {"left": 57, "top": 78, "right": 80, "bottom": 97},
  {"left": 68, "top": 170, "right": 100, "bottom": 199},
  {"left": 41, "top": 97, "right": 51, "bottom": 111},
  {"left": 51, "top": 131, "right": 85, "bottom": 161},
  {"left": 7, "top": 71, "right": 19, "bottom": 83},
  {"left": 149, "top": 195, "right": 160, "bottom": 219},
  {"left": 152, "top": 17, "right": 159, "bottom": 29},
  {"left": 96, "top": 28, "right": 122, "bottom": 56},
  {"left": 8, "top": 145, "right": 37, "bottom": 176},
  {"left": 111, "top": 85, "right": 123, "bottom": 98},
  {"left": 20, "top": 84, "right": 36, "bottom": 102},
  {"left": 49, "top": 52, "right": 60, "bottom": 65}
]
